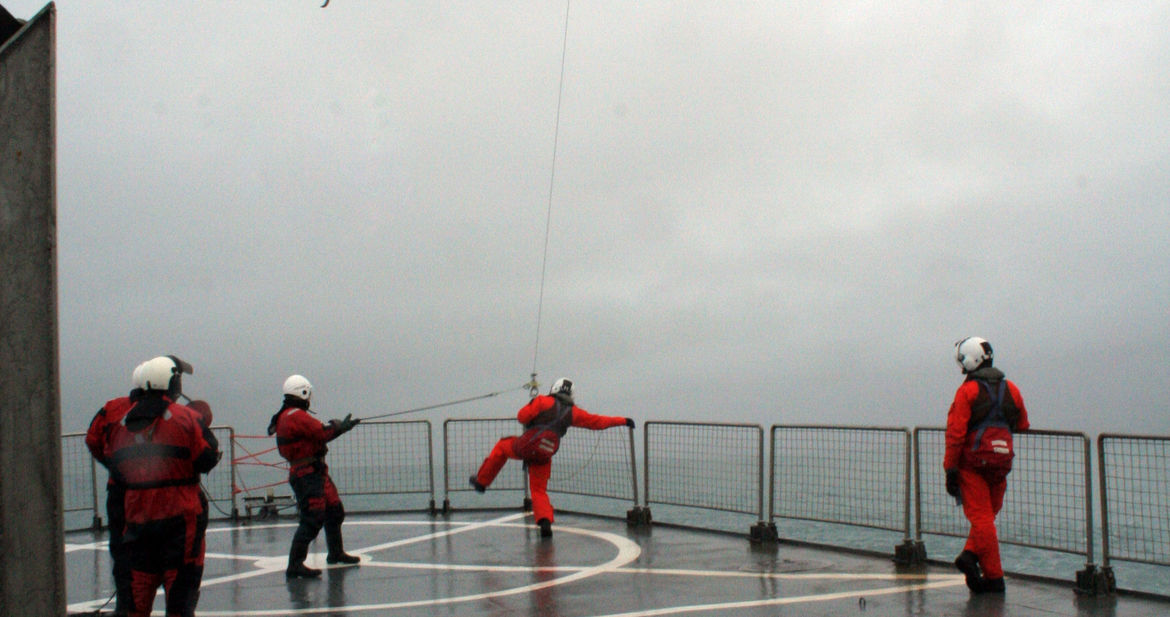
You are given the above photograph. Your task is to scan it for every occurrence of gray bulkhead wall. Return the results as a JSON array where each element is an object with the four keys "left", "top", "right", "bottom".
[{"left": 0, "top": 4, "right": 65, "bottom": 617}]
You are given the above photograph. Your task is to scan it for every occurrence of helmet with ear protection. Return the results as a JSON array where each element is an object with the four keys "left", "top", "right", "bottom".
[
  {"left": 140, "top": 355, "right": 191, "bottom": 398},
  {"left": 283, "top": 374, "right": 313, "bottom": 401},
  {"left": 955, "top": 337, "right": 993, "bottom": 374}
]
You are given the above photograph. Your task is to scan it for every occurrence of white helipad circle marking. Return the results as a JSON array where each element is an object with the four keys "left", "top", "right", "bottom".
[
  {"left": 70, "top": 514, "right": 642, "bottom": 616},
  {"left": 199, "top": 516, "right": 641, "bottom": 615}
]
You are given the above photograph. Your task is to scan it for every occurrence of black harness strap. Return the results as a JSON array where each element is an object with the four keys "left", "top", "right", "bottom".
[
  {"left": 120, "top": 477, "right": 200, "bottom": 490},
  {"left": 969, "top": 379, "right": 1008, "bottom": 452},
  {"left": 525, "top": 400, "right": 574, "bottom": 436},
  {"left": 108, "top": 443, "right": 193, "bottom": 465}
]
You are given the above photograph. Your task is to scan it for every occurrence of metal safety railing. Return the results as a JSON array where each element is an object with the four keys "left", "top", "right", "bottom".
[
  {"left": 201, "top": 426, "right": 238, "bottom": 518},
  {"left": 443, "top": 418, "right": 526, "bottom": 504},
  {"left": 62, "top": 428, "right": 238, "bottom": 526},
  {"left": 328, "top": 420, "right": 434, "bottom": 509},
  {"left": 915, "top": 428, "right": 1095, "bottom": 560},
  {"left": 229, "top": 420, "right": 436, "bottom": 516},
  {"left": 1098, "top": 434, "right": 1170, "bottom": 569},
  {"left": 60, "top": 419, "right": 1170, "bottom": 595},
  {"left": 61, "top": 433, "right": 100, "bottom": 527},
  {"left": 442, "top": 418, "right": 638, "bottom": 513},
  {"left": 643, "top": 421, "right": 765, "bottom": 519},
  {"left": 547, "top": 425, "right": 637, "bottom": 504},
  {"left": 770, "top": 426, "right": 913, "bottom": 547}
]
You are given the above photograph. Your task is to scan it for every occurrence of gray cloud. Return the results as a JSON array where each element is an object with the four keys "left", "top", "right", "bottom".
[{"left": 7, "top": 0, "right": 1162, "bottom": 438}]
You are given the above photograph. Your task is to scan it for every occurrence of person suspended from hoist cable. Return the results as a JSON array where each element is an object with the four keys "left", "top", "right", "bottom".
[
  {"left": 267, "top": 375, "right": 361, "bottom": 578},
  {"left": 470, "top": 378, "right": 634, "bottom": 538}
]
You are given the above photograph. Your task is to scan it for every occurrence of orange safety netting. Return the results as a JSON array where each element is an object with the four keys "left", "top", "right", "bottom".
[{"left": 229, "top": 434, "right": 290, "bottom": 497}]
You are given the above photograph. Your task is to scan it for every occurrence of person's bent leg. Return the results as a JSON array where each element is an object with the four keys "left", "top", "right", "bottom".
[{"left": 474, "top": 437, "right": 518, "bottom": 488}]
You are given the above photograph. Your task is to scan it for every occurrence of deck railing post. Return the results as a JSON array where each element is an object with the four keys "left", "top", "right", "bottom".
[
  {"left": 750, "top": 427, "right": 778, "bottom": 544},
  {"left": 895, "top": 428, "right": 925, "bottom": 564},
  {"left": 1075, "top": 434, "right": 1116, "bottom": 595},
  {"left": 441, "top": 419, "right": 452, "bottom": 513},
  {"left": 626, "top": 425, "right": 651, "bottom": 527}
]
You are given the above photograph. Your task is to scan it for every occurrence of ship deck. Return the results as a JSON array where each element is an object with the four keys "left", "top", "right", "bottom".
[{"left": 65, "top": 510, "right": 1167, "bottom": 617}]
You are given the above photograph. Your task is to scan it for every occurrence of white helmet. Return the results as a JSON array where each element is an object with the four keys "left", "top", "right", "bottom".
[
  {"left": 550, "top": 377, "right": 573, "bottom": 398},
  {"left": 955, "top": 337, "right": 993, "bottom": 374},
  {"left": 283, "top": 375, "right": 313, "bottom": 401},
  {"left": 140, "top": 355, "right": 191, "bottom": 397}
]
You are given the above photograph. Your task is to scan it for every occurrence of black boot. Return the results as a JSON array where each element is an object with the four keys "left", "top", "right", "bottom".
[
  {"left": 469, "top": 475, "right": 486, "bottom": 493},
  {"left": 325, "top": 523, "right": 360, "bottom": 565},
  {"left": 286, "top": 562, "right": 322, "bottom": 579},
  {"left": 286, "top": 541, "right": 322, "bottom": 579},
  {"left": 538, "top": 518, "right": 552, "bottom": 538},
  {"left": 954, "top": 550, "right": 981, "bottom": 590},
  {"left": 327, "top": 552, "right": 360, "bottom": 565},
  {"left": 972, "top": 577, "right": 1006, "bottom": 593}
]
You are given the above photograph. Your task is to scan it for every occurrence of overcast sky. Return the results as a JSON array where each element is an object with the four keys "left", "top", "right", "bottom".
[{"left": 7, "top": 1, "right": 1167, "bottom": 437}]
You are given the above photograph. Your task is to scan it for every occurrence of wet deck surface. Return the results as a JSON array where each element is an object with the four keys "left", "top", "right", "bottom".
[{"left": 66, "top": 511, "right": 1166, "bottom": 616}]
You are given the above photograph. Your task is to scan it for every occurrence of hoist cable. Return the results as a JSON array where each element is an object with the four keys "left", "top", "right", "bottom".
[
  {"left": 359, "top": 384, "right": 528, "bottom": 422},
  {"left": 531, "top": 0, "right": 572, "bottom": 380}
]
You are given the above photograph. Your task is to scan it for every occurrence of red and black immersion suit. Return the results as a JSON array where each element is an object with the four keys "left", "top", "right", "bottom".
[
  {"left": 267, "top": 397, "right": 350, "bottom": 567},
  {"left": 104, "top": 393, "right": 220, "bottom": 617},
  {"left": 944, "top": 366, "right": 1030, "bottom": 580},
  {"left": 473, "top": 393, "right": 628, "bottom": 524},
  {"left": 85, "top": 389, "right": 142, "bottom": 616}
]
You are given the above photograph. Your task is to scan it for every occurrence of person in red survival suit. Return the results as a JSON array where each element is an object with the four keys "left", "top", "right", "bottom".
[
  {"left": 104, "top": 356, "right": 220, "bottom": 617},
  {"left": 469, "top": 378, "right": 634, "bottom": 538},
  {"left": 945, "top": 337, "right": 1030, "bottom": 594},
  {"left": 85, "top": 361, "right": 147, "bottom": 617},
  {"left": 266, "top": 374, "right": 361, "bottom": 579}
]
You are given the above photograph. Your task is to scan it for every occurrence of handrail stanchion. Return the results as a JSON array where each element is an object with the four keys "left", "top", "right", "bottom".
[
  {"left": 1098, "top": 435, "right": 1110, "bottom": 570},
  {"left": 628, "top": 426, "right": 639, "bottom": 507},
  {"left": 894, "top": 428, "right": 925, "bottom": 564},
  {"left": 441, "top": 419, "right": 451, "bottom": 513},
  {"left": 229, "top": 428, "right": 239, "bottom": 519},
  {"left": 627, "top": 426, "right": 655, "bottom": 531},
  {"left": 1074, "top": 433, "right": 1116, "bottom": 595},
  {"left": 913, "top": 427, "right": 922, "bottom": 546},
  {"left": 624, "top": 425, "right": 651, "bottom": 527},
  {"left": 768, "top": 426, "right": 777, "bottom": 526},
  {"left": 643, "top": 423, "right": 650, "bottom": 510},
  {"left": 1077, "top": 434, "right": 1117, "bottom": 595},
  {"left": 1084, "top": 434, "right": 1095, "bottom": 567},
  {"left": 757, "top": 428, "right": 765, "bottom": 522},
  {"left": 903, "top": 428, "right": 912, "bottom": 541},
  {"left": 751, "top": 426, "right": 778, "bottom": 544},
  {"left": 426, "top": 421, "right": 436, "bottom": 514}
]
